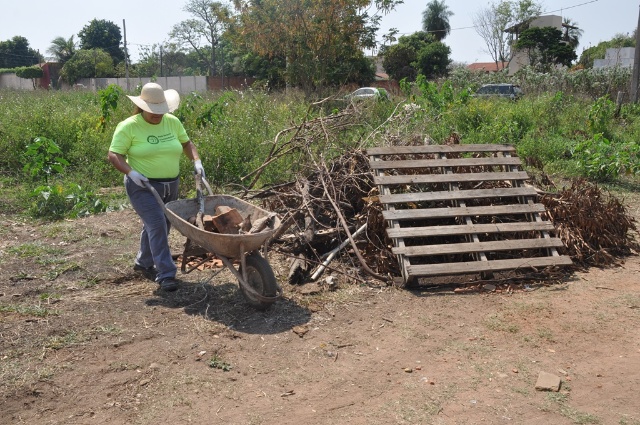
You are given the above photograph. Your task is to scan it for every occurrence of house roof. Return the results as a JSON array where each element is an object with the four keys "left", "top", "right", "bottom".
[{"left": 467, "top": 62, "right": 508, "bottom": 72}]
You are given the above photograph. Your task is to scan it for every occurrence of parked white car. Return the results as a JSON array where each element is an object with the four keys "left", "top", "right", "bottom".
[{"left": 345, "top": 87, "right": 390, "bottom": 101}]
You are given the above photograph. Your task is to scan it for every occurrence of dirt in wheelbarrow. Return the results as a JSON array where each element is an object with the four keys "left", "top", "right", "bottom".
[{"left": 1, "top": 198, "right": 640, "bottom": 425}]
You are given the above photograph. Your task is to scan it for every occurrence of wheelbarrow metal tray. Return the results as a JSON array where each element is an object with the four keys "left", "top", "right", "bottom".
[{"left": 164, "top": 195, "right": 281, "bottom": 259}]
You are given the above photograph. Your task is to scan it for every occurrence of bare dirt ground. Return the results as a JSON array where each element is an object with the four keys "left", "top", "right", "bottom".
[{"left": 1, "top": 192, "right": 640, "bottom": 425}]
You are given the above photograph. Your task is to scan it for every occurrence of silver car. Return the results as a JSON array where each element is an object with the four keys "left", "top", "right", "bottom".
[{"left": 474, "top": 84, "right": 523, "bottom": 100}]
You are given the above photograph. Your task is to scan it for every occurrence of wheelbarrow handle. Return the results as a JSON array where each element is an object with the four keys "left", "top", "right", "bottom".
[
  {"left": 143, "top": 181, "right": 168, "bottom": 212},
  {"left": 143, "top": 172, "right": 213, "bottom": 214}
]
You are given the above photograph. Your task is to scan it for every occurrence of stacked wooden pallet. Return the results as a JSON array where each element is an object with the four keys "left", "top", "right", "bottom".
[{"left": 367, "top": 144, "right": 572, "bottom": 285}]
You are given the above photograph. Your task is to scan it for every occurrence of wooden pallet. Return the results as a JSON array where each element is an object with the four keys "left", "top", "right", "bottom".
[{"left": 366, "top": 144, "right": 572, "bottom": 285}]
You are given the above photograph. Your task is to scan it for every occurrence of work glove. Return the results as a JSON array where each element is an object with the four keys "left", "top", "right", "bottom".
[
  {"left": 194, "top": 159, "right": 206, "bottom": 178},
  {"left": 127, "top": 170, "right": 148, "bottom": 187}
]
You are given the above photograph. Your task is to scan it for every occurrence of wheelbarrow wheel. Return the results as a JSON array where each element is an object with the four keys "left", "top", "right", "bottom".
[{"left": 238, "top": 252, "right": 278, "bottom": 310}]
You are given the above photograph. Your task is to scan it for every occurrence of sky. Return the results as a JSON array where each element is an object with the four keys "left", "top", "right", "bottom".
[{"left": 2, "top": 0, "right": 638, "bottom": 65}]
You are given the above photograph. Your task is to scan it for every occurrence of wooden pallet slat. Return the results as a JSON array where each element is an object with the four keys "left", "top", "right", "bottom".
[
  {"left": 367, "top": 144, "right": 517, "bottom": 155},
  {"left": 369, "top": 156, "right": 523, "bottom": 169},
  {"left": 408, "top": 256, "right": 573, "bottom": 277},
  {"left": 386, "top": 221, "right": 556, "bottom": 238},
  {"left": 378, "top": 187, "right": 538, "bottom": 204},
  {"left": 382, "top": 204, "right": 547, "bottom": 221},
  {"left": 374, "top": 171, "right": 530, "bottom": 185},
  {"left": 392, "top": 238, "right": 566, "bottom": 256}
]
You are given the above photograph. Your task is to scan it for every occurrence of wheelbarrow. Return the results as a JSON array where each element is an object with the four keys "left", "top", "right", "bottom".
[{"left": 144, "top": 175, "right": 282, "bottom": 310}]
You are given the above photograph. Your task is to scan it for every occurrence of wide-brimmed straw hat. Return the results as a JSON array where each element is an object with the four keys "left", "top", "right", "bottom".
[{"left": 127, "top": 83, "right": 180, "bottom": 114}]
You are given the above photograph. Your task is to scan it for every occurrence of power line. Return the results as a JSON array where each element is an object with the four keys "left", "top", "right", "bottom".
[{"left": 375, "top": 0, "right": 601, "bottom": 42}]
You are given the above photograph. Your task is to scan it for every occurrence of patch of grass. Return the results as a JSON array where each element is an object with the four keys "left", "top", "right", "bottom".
[
  {"left": 44, "top": 331, "right": 89, "bottom": 350},
  {"left": 93, "top": 324, "right": 122, "bottom": 335},
  {"left": 536, "top": 327, "right": 556, "bottom": 343},
  {"left": 109, "top": 362, "right": 141, "bottom": 372},
  {"left": 484, "top": 313, "right": 520, "bottom": 333},
  {"left": 5, "top": 242, "right": 64, "bottom": 258},
  {"left": 0, "top": 303, "right": 58, "bottom": 317},
  {"left": 543, "top": 392, "right": 602, "bottom": 424},
  {"left": 39, "top": 293, "right": 61, "bottom": 303},
  {"left": 619, "top": 417, "right": 640, "bottom": 425},
  {"left": 45, "top": 261, "right": 81, "bottom": 280}
]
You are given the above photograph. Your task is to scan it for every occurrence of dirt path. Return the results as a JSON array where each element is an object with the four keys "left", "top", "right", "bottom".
[{"left": 1, "top": 206, "right": 639, "bottom": 425}]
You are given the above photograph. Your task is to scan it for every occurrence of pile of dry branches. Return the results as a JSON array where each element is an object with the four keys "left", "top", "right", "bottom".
[
  {"left": 235, "top": 102, "right": 638, "bottom": 285},
  {"left": 255, "top": 150, "right": 397, "bottom": 285},
  {"left": 541, "top": 179, "right": 639, "bottom": 267}
]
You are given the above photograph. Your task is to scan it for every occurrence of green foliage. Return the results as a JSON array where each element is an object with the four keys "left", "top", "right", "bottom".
[
  {"left": 573, "top": 134, "right": 640, "bottom": 182},
  {"left": 587, "top": 96, "right": 615, "bottom": 137},
  {"left": 23, "top": 137, "right": 70, "bottom": 182},
  {"left": 97, "top": 84, "right": 124, "bottom": 131},
  {"left": 15, "top": 66, "right": 43, "bottom": 79},
  {"left": 78, "top": 19, "right": 125, "bottom": 63},
  {"left": 47, "top": 36, "right": 77, "bottom": 65},
  {"left": 415, "top": 41, "right": 451, "bottom": 79},
  {"left": 514, "top": 27, "right": 577, "bottom": 71},
  {"left": 421, "top": 0, "right": 453, "bottom": 41},
  {"left": 578, "top": 33, "right": 635, "bottom": 68},
  {"left": 208, "top": 355, "right": 232, "bottom": 371},
  {"left": 60, "top": 49, "right": 115, "bottom": 85},
  {"left": 2, "top": 68, "right": 640, "bottom": 222},
  {"left": 382, "top": 31, "right": 451, "bottom": 81},
  {"left": 233, "top": 0, "right": 402, "bottom": 89},
  {"left": 30, "top": 183, "right": 109, "bottom": 219},
  {"left": 14, "top": 66, "right": 44, "bottom": 89},
  {"left": 382, "top": 44, "right": 418, "bottom": 82},
  {"left": 0, "top": 36, "right": 41, "bottom": 68}
]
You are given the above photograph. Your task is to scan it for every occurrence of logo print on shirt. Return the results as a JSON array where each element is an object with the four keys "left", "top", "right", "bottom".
[{"left": 147, "top": 136, "right": 160, "bottom": 144}]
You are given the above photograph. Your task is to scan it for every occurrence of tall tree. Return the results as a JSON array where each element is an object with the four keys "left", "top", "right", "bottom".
[
  {"left": 472, "top": 0, "right": 542, "bottom": 70},
  {"left": 421, "top": 0, "right": 453, "bottom": 41},
  {"left": 232, "top": 0, "right": 401, "bottom": 90},
  {"left": 0, "top": 36, "right": 42, "bottom": 68},
  {"left": 47, "top": 36, "right": 77, "bottom": 64},
  {"left": 562, "top": 17, "right": 583, "bottom": 49},
  {"left": 381, "top": 31, "right": 451, "bottom": 81},
  {"left": 78, "top": 19, "right": 125, "bottom": 64},
  {"left": 59, "top": 48, "right": 115, "bottom": 84},
  {"left": 514, "top": 26, "right": 576, "bottom": 71},
  {"left": 170, "top": 0, "right": 233, "bottom": 77}
]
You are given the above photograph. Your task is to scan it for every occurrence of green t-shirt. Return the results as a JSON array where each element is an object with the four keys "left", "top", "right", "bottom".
[{"left": 109, "top": 113, "right": 189, "bottom": 179}]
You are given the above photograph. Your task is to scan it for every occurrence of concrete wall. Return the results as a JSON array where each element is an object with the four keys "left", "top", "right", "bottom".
[
  {"left": 0, "top": 74, "right": 256, "bottom": 93},
  {"left": 593, "top": 47, "right": 635, "bottom": 69}
]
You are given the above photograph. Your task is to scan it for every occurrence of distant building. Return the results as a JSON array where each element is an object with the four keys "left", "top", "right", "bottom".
[
  {"left": 593, "top": 47, "right": 634, "bottom": 69},
  {"left": 505, "top": 15, "right": 573, "bottom": 75}
]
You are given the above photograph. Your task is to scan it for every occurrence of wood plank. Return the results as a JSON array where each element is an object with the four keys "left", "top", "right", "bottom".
[
  {"left": 366, "top": 144, "right": 517, "bottom": 155},
  {"left": 378, "top": 187, "right": 537, "bottom": 204},
  {"left": 374, "top": 171, "right": 529, "bottom": 185},
  {"left": 382, "top": 204, "right": 547, "bottom": 220},
  {"left": 392, "top": 238, "right": 565, "bottom": 256},
  {"left": 386, "top": 221, "right": 556, "bottom": 238},
  {"left": 407, "top": 256, "right": 573, "bottom": 277},
  {"left": 369, "top": 157, "right": 523, "bottom": 169}
]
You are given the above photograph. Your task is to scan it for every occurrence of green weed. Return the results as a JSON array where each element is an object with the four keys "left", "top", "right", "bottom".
[{"left": 208, "top": 355, "right": 232, "bottom": 371}]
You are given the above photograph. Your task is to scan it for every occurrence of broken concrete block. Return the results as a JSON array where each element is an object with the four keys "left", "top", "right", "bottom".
[{"left": 535, "top": 371, "right": 561, "bottom": 392}]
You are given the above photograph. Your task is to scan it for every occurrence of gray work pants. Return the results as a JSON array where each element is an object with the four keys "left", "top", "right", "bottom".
[{"left": 125, "top": 175, "right": 179, "bottom": 282}]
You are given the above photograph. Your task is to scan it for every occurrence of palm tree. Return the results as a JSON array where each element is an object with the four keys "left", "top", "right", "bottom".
[
  {"left": 562, "top": 17, "right": 583, "bottom": 49},
  {"left": 422, "top": 0, "right": 454, "bottom": 42},
  {"left": 47, "top": 36, "right": 77, "bottom": 64}
]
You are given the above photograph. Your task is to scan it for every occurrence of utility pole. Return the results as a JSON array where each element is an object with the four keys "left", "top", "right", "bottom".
[
  {"left": 123, "top": 19, "right": 130, "bottom": 91},
  {"left": 631, "top": 5, "right": 640, "bottom": 103}
]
